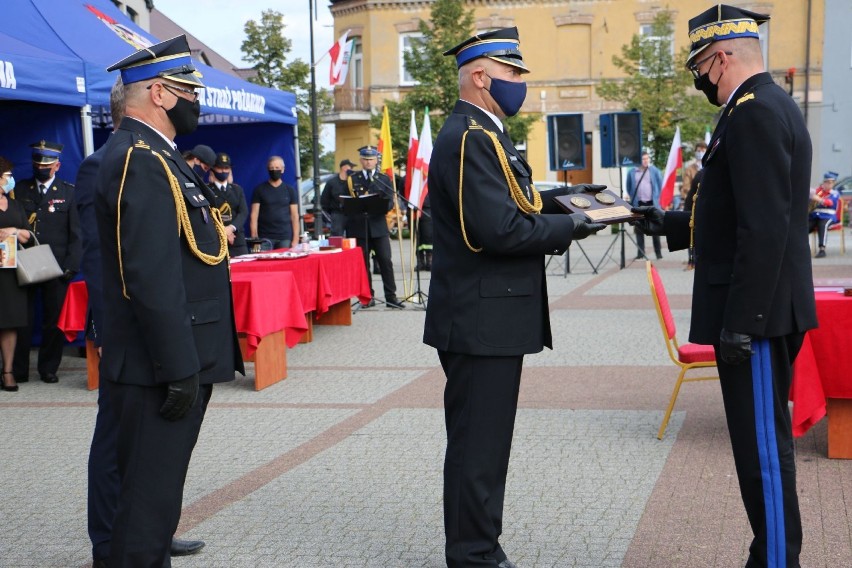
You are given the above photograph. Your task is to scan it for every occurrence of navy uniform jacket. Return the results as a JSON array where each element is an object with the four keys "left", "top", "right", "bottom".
[
  {"left": 343, "top": 169, "right": 394, "bottom": 239},
  {"left": 95, "top": 117, "right": 243, "bottom": 386},
  {"left": 424, "top": 100, "right": 575, "bottom": 356},
  {"left": 663, "top": 72, "right": 817, "bottom": 344},
  {"left": 16, "top": 176, "right": 82, "bottom": 272},
  {"left": 76, "top": 143, "right": 108, "bottom": 346},
  {"left": 207, "top": 181, "right": 249, "bottom": 251}
]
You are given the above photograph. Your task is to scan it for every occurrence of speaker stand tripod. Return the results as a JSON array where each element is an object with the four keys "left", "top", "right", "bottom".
[{"left": 402, "top": 215, "right": 428, "bottom": 310}]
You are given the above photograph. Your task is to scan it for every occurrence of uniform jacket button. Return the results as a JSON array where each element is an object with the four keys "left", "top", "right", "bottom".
[
  {"left": 755, "top": 314, "right": 764, "bottom": 321},
  {"left": 507, "top": 287, "right": 512, "bottom": 293}
]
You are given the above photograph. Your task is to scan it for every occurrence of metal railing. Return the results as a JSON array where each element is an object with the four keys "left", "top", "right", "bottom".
[{"left": 333, "top": 88, "right": 370, "bottom": 112}]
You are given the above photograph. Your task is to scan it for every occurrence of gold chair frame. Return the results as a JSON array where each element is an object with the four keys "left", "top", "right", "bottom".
[{"left": 646, "top": 261, "right": 719, "bottom": 439}]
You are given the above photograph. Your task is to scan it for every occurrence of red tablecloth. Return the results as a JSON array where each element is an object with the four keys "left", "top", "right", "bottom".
[
  {"left": 58, "top": 273, "right": 309, "bottom": 358},
  {"left": 229, "top": 272, "right": 308, "bottom": 354},
  {"left": 791, "top": 291, "right": 852, "bottom": 436},
  {"left": 230, "top": 247, "right": 372, "bottom": 316},
  {"left": 57, "top": 281, "right": 88, "bottom": 342}
]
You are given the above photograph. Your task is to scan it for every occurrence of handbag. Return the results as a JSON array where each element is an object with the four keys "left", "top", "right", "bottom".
[{"left": 16, "top": 234, "right": 63, "bottom": 286}]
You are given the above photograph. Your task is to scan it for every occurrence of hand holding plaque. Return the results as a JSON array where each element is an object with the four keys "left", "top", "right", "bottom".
[{"left": 554, "top": 186, "right": 642, "bottom": 225}]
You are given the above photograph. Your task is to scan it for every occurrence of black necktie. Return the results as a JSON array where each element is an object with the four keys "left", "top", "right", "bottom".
[{"left": 39, "top": 184, "right": 47, "bottom": 193}]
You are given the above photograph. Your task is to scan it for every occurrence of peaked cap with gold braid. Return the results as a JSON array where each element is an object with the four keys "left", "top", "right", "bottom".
[
  {"left": 107, "top": 34, "right": 204, "bottom": 88},
  {"left": 686, "top": 4, "right": 769, "bottom": 67}
]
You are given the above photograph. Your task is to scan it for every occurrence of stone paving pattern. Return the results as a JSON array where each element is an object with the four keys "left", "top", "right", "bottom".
[{"left": 0, "top": 229, "right": 850, "bottom": 567}]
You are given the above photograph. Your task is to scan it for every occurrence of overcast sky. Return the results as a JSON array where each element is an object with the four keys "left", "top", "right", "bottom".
[{"left": 154, "top": 0, "right": 336, "bottom": 79}]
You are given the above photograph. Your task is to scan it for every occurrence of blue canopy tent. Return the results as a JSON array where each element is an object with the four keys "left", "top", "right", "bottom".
[
  {"left": 0, "top": 0, "right": 299, "bottom": 192},
  {"left": 0, "top": 0, "right": 300, "bottom": 348}
]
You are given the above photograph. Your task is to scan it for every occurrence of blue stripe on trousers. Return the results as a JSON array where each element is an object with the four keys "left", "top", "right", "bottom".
[{"left": 751, "top": 338, "right": 786, "bottom": 567}]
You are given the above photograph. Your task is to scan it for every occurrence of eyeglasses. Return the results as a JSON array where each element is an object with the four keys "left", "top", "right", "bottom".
[
  {"left": 147, "top": 82, "right": 199, "bottom": 102},
  {"left": 688, "top": 50, "right": 732, "bottom": 79}
]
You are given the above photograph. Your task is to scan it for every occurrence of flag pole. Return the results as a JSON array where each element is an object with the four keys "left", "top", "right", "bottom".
[{"left": 308, "top": 0, "right": 324, "bottom": 239}]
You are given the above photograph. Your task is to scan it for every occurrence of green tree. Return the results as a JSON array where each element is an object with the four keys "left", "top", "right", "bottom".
[
  {"left": 597, "top": 11, "right": 717, "bottom": 167},
  {"left": 241, "top": 9, "right": 332, "bottom": 178},
  {"left": 371, "top": 0, "right": 536, "bottom": 172}
]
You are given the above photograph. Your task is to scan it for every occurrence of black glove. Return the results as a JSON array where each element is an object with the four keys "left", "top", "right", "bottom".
[
  {"left": 61, "top": 269, "right": 76, "bottom": 283},
  {"left": 719, "top": 329, "right": 753, "bottom": 366},
  {"left": 630, "top": 206, "right": 666, "bottom": 236},
  {"left": 159, "top": 373, "right": 200, "bottom": 421},
  {"left": 565, "top": 184, "right": 607, "bottom": 195},
  {"left": 569, "top": 213, "right": 606, "bottom": 240}
]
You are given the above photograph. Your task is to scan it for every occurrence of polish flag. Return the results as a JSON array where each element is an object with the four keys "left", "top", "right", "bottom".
[
  {"left": 405, "top": 110, "right": 419, "bottom": 201},
  {"left": 408, "top": 109, "right": 432, "bottom": 212},
  {"left": 328, "top": 31, "right": 351, "bottom": 86},
  {"left": 660, "top": 126, "right": 682, "bottom": 210}
]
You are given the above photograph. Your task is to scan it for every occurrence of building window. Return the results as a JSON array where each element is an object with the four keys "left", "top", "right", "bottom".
[
  {"left": 639, "top": 24, "right": 674, "bottom": 76},
  {"left": 111, "top": 0, "right": 122, "bottom": 9},
  {"left": 350, "top": 38, "right": 363, "bottom": 89},
  {"left": 399, "top": 33, "right": 424, "bottom": 86},
  {"left": 126, "top": 6, "right": 138, "bottom": 23}
]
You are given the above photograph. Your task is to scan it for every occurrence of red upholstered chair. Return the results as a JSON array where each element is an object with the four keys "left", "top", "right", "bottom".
[{"left": 646, "top": 261, "right": 718, "bottom": 439}]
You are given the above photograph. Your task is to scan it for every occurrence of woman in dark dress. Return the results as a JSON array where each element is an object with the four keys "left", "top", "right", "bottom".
[{"left": 0, "top": 156, "right": 32, "bottom": 391}]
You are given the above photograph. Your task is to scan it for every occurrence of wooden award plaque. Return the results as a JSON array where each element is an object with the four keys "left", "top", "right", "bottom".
[{"left": 553, "top": 189, "right": 642, "bottom": 225}]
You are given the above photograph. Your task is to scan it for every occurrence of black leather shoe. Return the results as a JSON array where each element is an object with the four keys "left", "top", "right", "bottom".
[
  {"left": 170, "top": 537, "right": 205, "bottom": 556},
  {"left": 498, "top": 559, "right": 518, "bottom": 568},
  {"left": 40, "top": 373, "right": 59, "bottom": 383},
  {"left": 364, "top": 298, "right": 376, "bottom": 308},
  {"left": 92, "top": 558, "right": 108, "bottom": 568},
  {"left": 385, "top": 298, "right": 405, "bottom": 309}
]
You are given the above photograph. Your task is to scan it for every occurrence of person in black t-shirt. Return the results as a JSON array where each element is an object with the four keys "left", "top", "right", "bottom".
[{"left": 249, "top": 156, "right": 300, "bottom": 248}]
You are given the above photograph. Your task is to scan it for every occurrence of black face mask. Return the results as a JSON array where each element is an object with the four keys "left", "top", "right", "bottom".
[
  {"left": 213, "top": 170, "right": 229, "bottom": 182},
  {"left": 165, "top": 96, "right": 201, "bottom": 136},
  {"left": 33, "top": 166, "right": 52, "bottom": 182},
  {"left": 693, "top": 55, "right": 723, "bottom": 107},
  {"left": 268, "top": 170, "right": 283, "bottom": 182},
  {"left": 192, "top": 164, "right": 207, "bottom": 179}
]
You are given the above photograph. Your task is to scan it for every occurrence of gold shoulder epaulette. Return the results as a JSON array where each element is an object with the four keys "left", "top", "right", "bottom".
[{"left": 736, "top": 92, "right": 755, "bottom": 106}]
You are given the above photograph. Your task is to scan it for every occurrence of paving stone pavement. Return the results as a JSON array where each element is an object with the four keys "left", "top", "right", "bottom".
[{"left": 0, "top": 229, "right": 850, "bottom": 568}]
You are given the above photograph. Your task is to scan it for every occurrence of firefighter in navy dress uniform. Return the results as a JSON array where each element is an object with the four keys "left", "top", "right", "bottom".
[
  {"left": 95, "top": 35, "right": 243, "bottom": 567},
  {"left": 632, "top": 6, "right": 817, "bottom": 566},
  {"left": 423, "top": 27, "right": 606, "bottom": 568},
  {"left": 208, "top": 152, "right": 249, "bottom": 257},
  {"left": 12, "top": 141, "right": 81, "bottom": 384},
  {"left": 344, "top": 146, "right": 405, "bottom": 309}
]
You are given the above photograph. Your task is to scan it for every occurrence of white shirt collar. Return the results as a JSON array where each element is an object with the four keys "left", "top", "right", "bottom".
[
  {"left": 461, "top": 99, "right": 504, "bottom": 132},
  {"left": 40, "top": 176, "right": 56, "bottom": 190},
  {"left": 725, "top": 80, "right": 747, "bottom": 107}
]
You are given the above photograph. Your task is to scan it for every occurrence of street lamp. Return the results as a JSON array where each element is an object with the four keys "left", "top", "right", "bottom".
[{"left": 308, "top": 0, "right": 324, "bottom": 239}]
